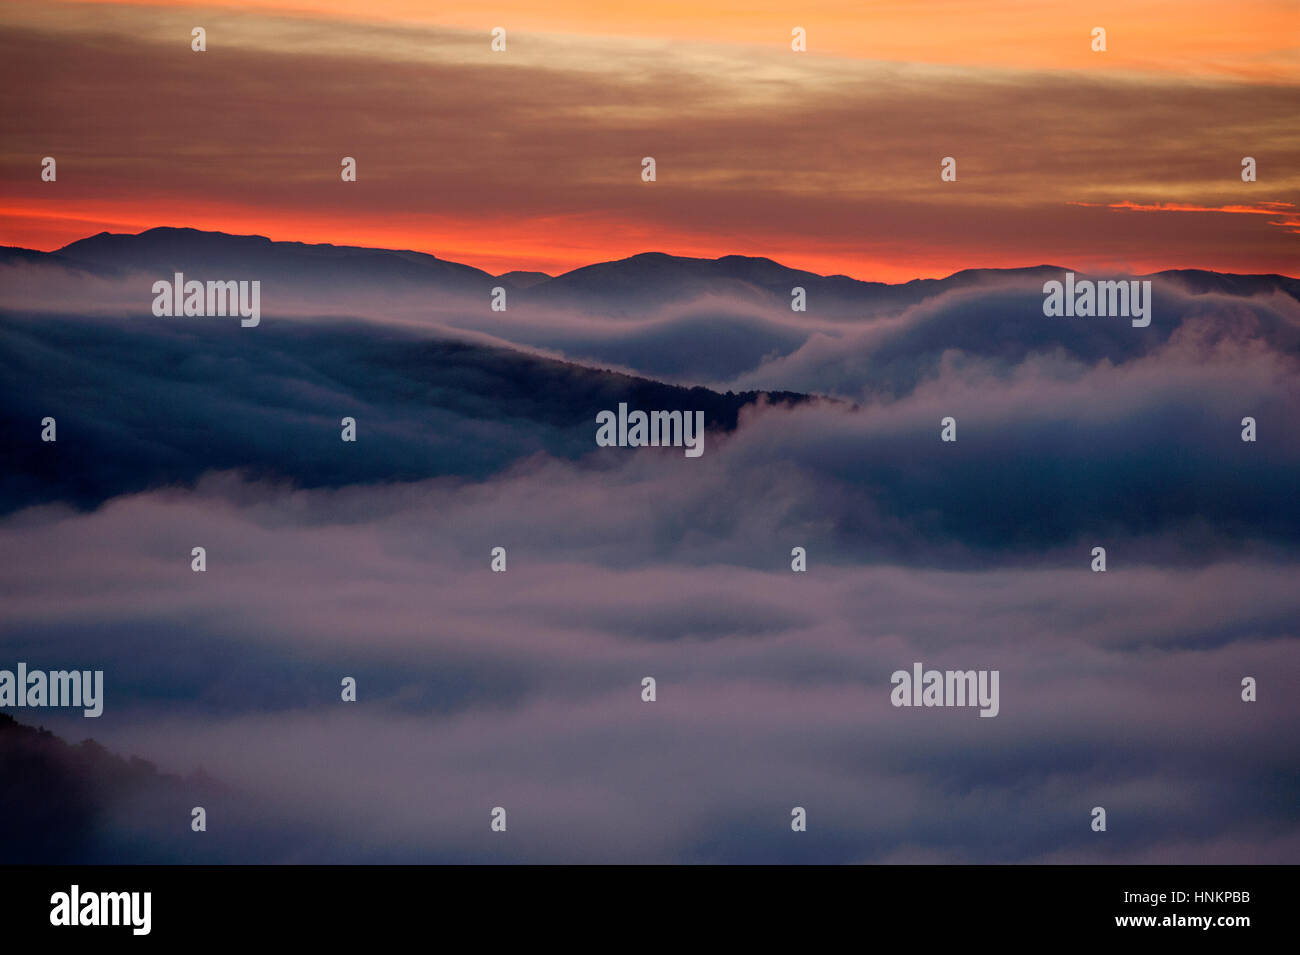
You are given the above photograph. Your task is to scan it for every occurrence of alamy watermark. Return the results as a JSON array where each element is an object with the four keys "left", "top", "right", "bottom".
[
  {"left": 596, "top": 403, "right": 705, "bottom": 457},
  {"left": 1042, "top": 272, "right": 1151, "bottom": 327},
  {"left": 151, "top": 272, "right": 260, "bottom": 327},
  {"left": 890, "top": 662, "right": 999, "bottom": 717},
  {"left": 0, "top": 662, "right": 103, "bottom": 717},
  {"left": 50, "top": 885, "right": 150, "bottom": 935}
]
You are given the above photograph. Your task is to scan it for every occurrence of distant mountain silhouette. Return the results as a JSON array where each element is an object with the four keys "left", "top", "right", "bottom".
[
  {"left": 4, "top": 227, "right": 1299, "bottom": 513},
  {"left": 529, "top": 251, "right": 1066, "bottom": 316},
  {"left": 497, "top": 269, "right": 552, "bottom": 289},
  {"left": 42, "top": 227, "right": 494, "bottom": 294},
  {"left": 4, "top": 228, "right": 1293, "bottom": 316}
]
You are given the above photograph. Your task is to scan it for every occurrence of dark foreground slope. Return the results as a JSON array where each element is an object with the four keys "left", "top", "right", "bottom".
[{"left": 0, "top": 312, "right": 812, "bottom": 514}]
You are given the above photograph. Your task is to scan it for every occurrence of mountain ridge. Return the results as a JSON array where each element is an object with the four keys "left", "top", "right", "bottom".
[{"left": 0, "top": 227, "right": 1290, "bottom": 306}]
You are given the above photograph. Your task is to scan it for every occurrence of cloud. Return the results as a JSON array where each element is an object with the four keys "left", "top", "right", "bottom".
[
  {"left": 4, "top": 6, "right": 1298, "bottom": 277},
  {"left": 4, "top": 477, "right": 1297, "bottom": 862},
  {"left": 3, "top": 241, "right": 1298, "bottom": 863}
]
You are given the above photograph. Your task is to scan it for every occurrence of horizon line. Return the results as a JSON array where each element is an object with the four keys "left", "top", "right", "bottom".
[{"left": 9, "top": 226, "right": 1299, "bottom": 286}]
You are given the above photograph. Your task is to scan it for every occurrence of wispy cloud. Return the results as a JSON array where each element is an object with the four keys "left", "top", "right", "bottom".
[{"left": 1071, "top": 200, "right": 1300, "bottom": 235}]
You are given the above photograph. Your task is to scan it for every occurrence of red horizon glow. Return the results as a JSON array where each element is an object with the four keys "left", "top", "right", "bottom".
[{"left": 5, "top": 199, "right": 1298, "bottom": 283}]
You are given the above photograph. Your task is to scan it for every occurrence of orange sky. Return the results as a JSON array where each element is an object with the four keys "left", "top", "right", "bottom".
[
  {"left": 2, "top": 0, "right": 1297, "bottom": 280},
  {"left": 67, "top": 0, "right": 1300, "bottom": 81}
]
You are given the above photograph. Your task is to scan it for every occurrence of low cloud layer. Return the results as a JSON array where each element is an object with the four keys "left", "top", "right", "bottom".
[
  {"left": 1, "top": 243, "right": 1297, "bottom": 862},
  {"left": 2, "top": 471, "right": 1297, "bottom": 862}
]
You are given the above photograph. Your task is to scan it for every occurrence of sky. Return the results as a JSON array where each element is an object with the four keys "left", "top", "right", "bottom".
[{"left": 1, "top": 0, "right": 1297, "bottom": 280}]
